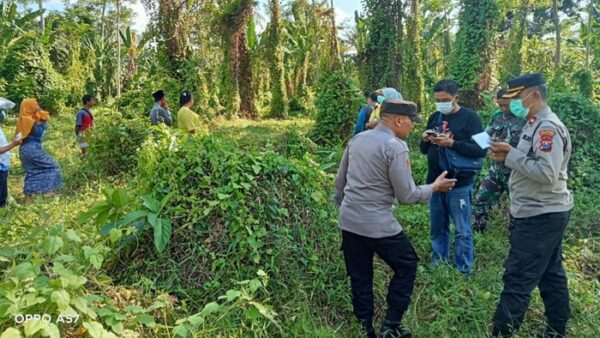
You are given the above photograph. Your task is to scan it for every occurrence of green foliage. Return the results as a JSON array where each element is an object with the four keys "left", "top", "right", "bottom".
[
  {"left": 360, "top": 0, "right": 404, "bottom": 91},
  {"left": 0, "top": 33, "right": 67, "bottom": 114},
  {"left": 111, "top": 135, "right": 339, "bottom": 312},
  {"left": 548, "top": 92, "right": 600, "bottom": 190},
  {"left": 572, "top": 69, "right": 594, "bottom": 99},
  {"left": 403, "top": 0, "right": 425, "bottom": 108},
  {"left": 449, "top": 0, "right": 498, "bottom": 108},
  {"left": 309, "top": 69, "right": 363, "bottom": 146},
  {"left": 85, "top": 111, "right": 150, "bottom": 177}
]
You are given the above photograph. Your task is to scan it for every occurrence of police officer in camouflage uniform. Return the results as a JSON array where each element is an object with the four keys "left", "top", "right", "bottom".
[
  {"left": 472, "top": 88, "right": 525, "bottom": 232},
  {"left": 489, "top": 73, "right": 573, "bottom": 338}
]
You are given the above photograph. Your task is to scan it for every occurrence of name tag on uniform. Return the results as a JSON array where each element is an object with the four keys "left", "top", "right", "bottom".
[{"left": 522, "top": 134, "right": 533, "bottom": 142}]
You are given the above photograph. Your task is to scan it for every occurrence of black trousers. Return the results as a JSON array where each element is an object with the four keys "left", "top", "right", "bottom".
[
  {"left": 0, "top": 170, "right": 7, "bottom": 207},
  {"left": 342, "top": 230, "right": 419, "bottom": 324},
  {"left": 493, "top": 211, "right": 571, "bottom": 336}
]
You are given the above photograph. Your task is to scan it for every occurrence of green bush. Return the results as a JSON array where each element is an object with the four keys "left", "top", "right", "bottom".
[
  {"left": 85, "top": 111, "right": 150, "bottom": 177},
  {"left": 308, "top": 69, "right": 363, "bottom": 146},
  {"left": 108, "top": 135, "right": 342, "bottom": 314},
  {"left": 0, "top": 34, "right": 67, "bottom": 115},
  {"left": 548, "top": 92, "right": 600, "bottom": 190}
]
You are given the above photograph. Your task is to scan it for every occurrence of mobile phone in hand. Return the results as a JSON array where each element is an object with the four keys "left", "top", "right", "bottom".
[{"left": 426, "top": 129, "right": 438, "bottom": 137}]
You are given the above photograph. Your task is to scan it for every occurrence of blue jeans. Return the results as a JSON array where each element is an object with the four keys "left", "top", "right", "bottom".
[{"left": 429, "top": 183, "right": 474, "bottom": 273}]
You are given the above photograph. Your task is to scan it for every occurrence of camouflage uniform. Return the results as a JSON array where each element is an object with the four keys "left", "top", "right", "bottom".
[{"left": 472, "top": 111, "right": 525, "bottom": 231}]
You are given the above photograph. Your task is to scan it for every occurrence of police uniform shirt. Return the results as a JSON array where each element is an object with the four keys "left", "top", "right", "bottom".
[
  {"left": 505, "top": 107, "right": 573, "bottom": 218},
  {"left": 334, "top": 124, "right": 433, "bottom": 238}
]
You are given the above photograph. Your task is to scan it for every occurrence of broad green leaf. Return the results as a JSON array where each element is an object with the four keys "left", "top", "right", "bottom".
[
  {"left": 153, "top": 218, "right": 171, "bottom": 253},
  {"left": 224, "top": 289, "right": 241, "bottom": 302},
  {"left": 42, "top": 236, "right": 63, "bottom": 255},
  {"left": 172, "top": 323, "right": 189, "bottom": 337},
  {"left": 141, "top": 196, "right": 161, "bottom": 213},
  {"left": 23, "top": 320, "right": 45, "bottom": 336},
  {"left": 0, "top": 328, "right": 22, "bottom": 338},
  {"left": 111, "top": 188, "right": 132, "bottom": 208},
  {"left": 83, "top": 247, "right": 103, "bottom": 269},
  {"left": 51, "top": 290, "right": 70, "bottom": 312},
  {"left": 135, "top": 314, "right": 155, "bottom": 327},
  {"left": 249, "top": 301, "right": 277, "bottom": 321},
  {"left": 147, "top": 213, "right": 158, "bottom": 227},
  {"left": 64, "top": 229, "right": 82, "bottom": 243},
  {"left": 10, "top": 262, "right": 40, "bottom": 279},
  {"left": 60, "top": 274, "right": 87, "bottom": 289},
  {"left": 117, "top": 210, "right": 148, "bottom": 227},
  {"left": 199, "top": 302, "right": 221, "bottom": 316},
  {"left": 82, "top": 321, "right": 117, "bottom": 338},
  {"left": 41, "top": 323, "right": 60, "bottom": 338},
  {"left": 72, "top": 297, "right": 97, "bottom": 319}
]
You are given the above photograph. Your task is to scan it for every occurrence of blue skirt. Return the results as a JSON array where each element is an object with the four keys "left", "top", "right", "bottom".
[{"left": 19, "top": 141, "right": 63, "bottom": 195}]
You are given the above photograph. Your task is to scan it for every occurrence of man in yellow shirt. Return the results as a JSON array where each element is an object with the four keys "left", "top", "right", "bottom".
[{"left": 177, "top": 91, "right": 208, "bottom": 135}]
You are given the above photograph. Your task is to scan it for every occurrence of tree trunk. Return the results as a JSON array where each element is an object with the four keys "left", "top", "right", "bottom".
[
  {"left": 116, "top": 0, "right": 121, "bottom": 97},
  {"left": 329, "top": 0, "right": 341, "bottom": 69},
  {"left": 221, "top": 0, "right": 256, "bottom": 119},
  {"left": 100, "top": 0, "right": 107, "bottom": 41},
  {"left": 269, "top": 0, "right": 288, "bottom": 118},
  {"left": 552, "top": 0, "right": 561, "bottom": 70},
  {"left": 404, "top": 0, "right": 424, "bottom": 109},
  {"left": 586, "top": 0, "right": 592, "bottom": 68},
  {"left": 38, "top": 0, "right": 45, "bottom": 33}
]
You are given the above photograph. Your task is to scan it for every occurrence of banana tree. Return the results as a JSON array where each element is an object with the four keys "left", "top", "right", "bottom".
[
  {"left": 0, "top": 1, "right": 43, "bottom": 59},
  {"left": 119, "top": 26, "right": 150, "bottom": 80}
]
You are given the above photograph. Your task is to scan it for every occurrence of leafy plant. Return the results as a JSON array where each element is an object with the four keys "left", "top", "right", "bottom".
[
  {"left": 85, "top": 111, "right": 150, "bottom": 177},
  {"left": 308, "top": 69, "right": 363, "bottom": 146}
]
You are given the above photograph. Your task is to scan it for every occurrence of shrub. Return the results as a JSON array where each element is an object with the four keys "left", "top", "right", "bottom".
[
  {"left": 85, "top": 110, "right": 150, "bottom": 177},
  {"left": 548, "top": 92, "right": 600, "bottom": 190},
  {"left": 0, "top": 34, "right": 67, "bottom": 115},
  {"left": 105, "top": 135, "right": 342, "bottom": 314},
  {"left": 308, "top": 69, "right": 363, "bottom": 146}
]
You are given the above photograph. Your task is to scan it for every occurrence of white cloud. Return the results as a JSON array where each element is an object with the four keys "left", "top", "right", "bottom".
[{"left": 127, "top": 0, "right": 149, "bottom": 34}]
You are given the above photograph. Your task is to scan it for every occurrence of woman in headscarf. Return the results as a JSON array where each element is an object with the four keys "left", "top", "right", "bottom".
[
  {"left": 15, "top": 98, "right": 63, "bottom": 200},
  {"left": 176, "top": 91, "right": 209, "bottom": 135}
]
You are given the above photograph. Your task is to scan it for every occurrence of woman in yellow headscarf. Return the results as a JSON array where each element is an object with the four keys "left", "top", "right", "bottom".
[{"left": 16, "top": 98, "right": 63, "bottom": 200}]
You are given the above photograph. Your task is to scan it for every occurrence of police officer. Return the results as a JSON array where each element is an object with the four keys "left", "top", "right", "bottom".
[
  {"left": 488, "top": 73, "right": 573, "bottom": 337},
  {"left": 472, "top": 88, "right": 526, "bottom": 232},
  {"left": 334, "top": 100, "right": 456, "bottom": 338}
]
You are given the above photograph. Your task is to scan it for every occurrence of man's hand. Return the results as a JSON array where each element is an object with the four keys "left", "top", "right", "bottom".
[
  {"left": 431, "top": 133, "right": 454, "bottom": 148},
  {"left": 432, "top": 171, "right": 457, "bottom": 192},
  {"left": 489, "top": 141, "right": 511, "bottom": 162},
  {"left": 421, "top": 131, "right": 431, "bottom": 142}
]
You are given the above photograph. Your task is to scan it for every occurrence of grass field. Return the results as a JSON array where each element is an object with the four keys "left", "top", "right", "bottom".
[{"left": 0, "top": 112, "right": 598, "bottom": 338}]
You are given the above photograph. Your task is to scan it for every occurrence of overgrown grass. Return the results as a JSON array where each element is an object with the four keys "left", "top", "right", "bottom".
[{"left": 1, "top": 113, "right": 598, "bottom": 337}]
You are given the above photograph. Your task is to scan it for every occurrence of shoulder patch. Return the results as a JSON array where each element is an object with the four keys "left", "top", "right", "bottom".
[{"left": 538, "top": 129, "right": 555, "bottom": 152}]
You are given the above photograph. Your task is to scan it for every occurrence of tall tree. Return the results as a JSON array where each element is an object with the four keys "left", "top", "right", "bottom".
[
  {"left": 500, "top": 0, "right": 529, "bottom": 80},
  {"left": 220, "top": 0, "right": 256, "bottom": 119},
  {"left": 360, "top": 0, "right": 405, "bottom": 92},
  {"left": 268, "top": 0, "right": 288, "bottom": 118},
  {"left": 552, "top": 0, "right": 561, "bottom": 70},
  {"left": 116, "top": 0, "right": 121, "bottom": 97},
  {"left": 403, "top": 0, "right": 425, "bottom": 109},
  {"left": 449, "top": 0, "right": 498, "bottom": 109}
]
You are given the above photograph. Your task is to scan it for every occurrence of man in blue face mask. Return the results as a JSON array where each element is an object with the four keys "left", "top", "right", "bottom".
[
  {"left": 419, "top": 79, "right": 487, "bottom": 275},
  {"left": 488, "top": 73, "right": 573, "bottom": 338}
]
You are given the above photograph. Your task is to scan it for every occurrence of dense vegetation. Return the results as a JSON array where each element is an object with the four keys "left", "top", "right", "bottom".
[{"left": 0, "top": 0, "right": 599, "bottom": 337}]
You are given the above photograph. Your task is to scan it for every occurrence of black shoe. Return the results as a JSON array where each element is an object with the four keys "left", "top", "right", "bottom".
[
  {"left": 361, "top": 321, "right": 377, "bottom": 338},
  {"left": 379, "top": 321, "right": 411, "bottom": 338}
]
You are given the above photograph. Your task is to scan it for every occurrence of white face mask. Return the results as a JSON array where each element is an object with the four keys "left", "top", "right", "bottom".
[{"left": 435, "top": 102, "right": 454, "bottom": 115}]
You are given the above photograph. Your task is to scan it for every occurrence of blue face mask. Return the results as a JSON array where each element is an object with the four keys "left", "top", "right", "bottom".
[{"left": 377, "top": 95, "right": 386, "bottom": 104}]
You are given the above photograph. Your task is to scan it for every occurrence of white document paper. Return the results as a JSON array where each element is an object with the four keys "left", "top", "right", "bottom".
[{"left": 472, "top": 132, "right": 491, "bottom": 149}]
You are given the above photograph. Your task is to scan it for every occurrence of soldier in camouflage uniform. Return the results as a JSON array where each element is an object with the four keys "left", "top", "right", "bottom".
[{"left": 472, "top": 88, "right": 526, "bottom": 232}]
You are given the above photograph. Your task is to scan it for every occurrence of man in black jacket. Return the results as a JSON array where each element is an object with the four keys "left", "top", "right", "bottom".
[{"left": 419, "top": 79, "right": 487, "bottom": 275}]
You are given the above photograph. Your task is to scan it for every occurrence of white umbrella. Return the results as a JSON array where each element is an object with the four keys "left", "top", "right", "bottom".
[{"left": 0, "top": 97, "right": 16, "bottom": 110}]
